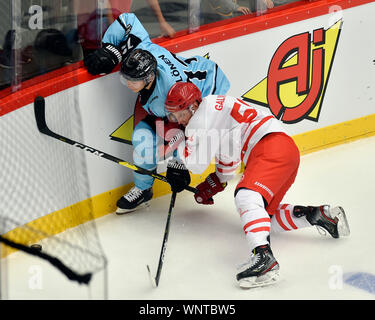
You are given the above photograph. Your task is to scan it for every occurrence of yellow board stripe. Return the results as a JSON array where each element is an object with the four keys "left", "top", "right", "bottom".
[
  {"left": 2, "top": 114, "right": 375, "bottom": 258},
  {"left": 294, "top": 114, "right": 375, "bottom": 155}
]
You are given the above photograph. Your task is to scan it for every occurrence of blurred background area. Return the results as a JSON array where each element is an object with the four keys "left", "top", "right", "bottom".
[{"left": 0, "top": 0, "right": 303, "bottom": 96}]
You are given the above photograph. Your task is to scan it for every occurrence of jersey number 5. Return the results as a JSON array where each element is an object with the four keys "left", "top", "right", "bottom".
[{"left": 230, "top": 101, "right": 257, "bottom": 124}]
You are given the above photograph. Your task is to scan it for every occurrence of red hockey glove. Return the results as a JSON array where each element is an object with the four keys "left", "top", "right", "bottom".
[{"left": 194, "top": 173, "right": 227, "bottom": 205}]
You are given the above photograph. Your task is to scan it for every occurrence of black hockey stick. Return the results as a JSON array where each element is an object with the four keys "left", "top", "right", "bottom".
[
  {"left": 33, "top": 96, "right": 197, "bottom": 193},
  {"left": 0, "top": 235, "right": 92, "bottom": 284},
  {"left": 146, "top": 190, "right": 177, "bottom": 287}
]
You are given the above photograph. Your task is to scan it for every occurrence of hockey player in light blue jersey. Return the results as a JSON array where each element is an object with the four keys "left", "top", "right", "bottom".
[{"left": 84, "top": 13, "right": 230, "bottom": 214}]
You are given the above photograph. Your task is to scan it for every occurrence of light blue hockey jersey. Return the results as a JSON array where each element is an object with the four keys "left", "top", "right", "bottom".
[{"left": 102, "top": 13, "right": 230, "bottom": 118}]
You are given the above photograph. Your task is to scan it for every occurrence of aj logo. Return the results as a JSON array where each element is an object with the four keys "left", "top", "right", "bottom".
[{"left": 242, "top": 20, "right": 343, "bottom": 124}]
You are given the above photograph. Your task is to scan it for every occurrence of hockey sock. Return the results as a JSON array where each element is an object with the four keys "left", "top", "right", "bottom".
[
  {"left": 235, "top": 189, "right": 270, "bottom": 251},
  {"left": 270, "top": 204, "right": 312, "bottom": 233}
]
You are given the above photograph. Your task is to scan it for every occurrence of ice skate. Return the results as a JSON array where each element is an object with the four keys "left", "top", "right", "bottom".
[
  {"left": 236, "top": 244, "right": 280, "bottom": 289},
  {"left": 305, "top": 205, "right": 350, "bottom": 238},
  {"left": 116, "top": 186, "right": 153, "bottom": 215}
]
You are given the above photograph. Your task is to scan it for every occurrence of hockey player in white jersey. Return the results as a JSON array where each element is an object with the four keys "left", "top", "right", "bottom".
[{"left": 164, "top": 82, "right": 350, "bottom": 288}]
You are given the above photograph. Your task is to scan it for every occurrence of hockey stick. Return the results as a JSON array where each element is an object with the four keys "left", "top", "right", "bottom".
[
  {"left": 146, "top": 190, "right": 177, "bottom": 288},
  {"left": 33, "top": 96, "right": 197, "bottom": 194},
  {"left": 0, "top": 235, "right": 92, "bottom": 284}
]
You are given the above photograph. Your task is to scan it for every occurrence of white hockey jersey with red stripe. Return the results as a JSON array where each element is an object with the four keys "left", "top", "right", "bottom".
[{"left": 177, "top": 95, "right": 287, "bottom": 182}]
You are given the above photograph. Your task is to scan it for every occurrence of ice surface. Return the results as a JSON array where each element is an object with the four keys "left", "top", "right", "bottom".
[{"left": 2, "top": 136, "right": 375, "bottom": 300}]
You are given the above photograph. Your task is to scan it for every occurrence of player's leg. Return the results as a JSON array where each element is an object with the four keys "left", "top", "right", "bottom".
[
  {"left": 234, "top": 132, "right": 299, "bottom": 288},
  {"left": 266, "top": 147, "right": 350, "bottom": 238},
  {"left": 271, "top": 203, "right": 350, "bottom": 238},
  {"left": 235, "top": 188, "right": 279, "bottom": 288},
  {"left": 116, "top": 117, "right": 158, "bottom": 214}
]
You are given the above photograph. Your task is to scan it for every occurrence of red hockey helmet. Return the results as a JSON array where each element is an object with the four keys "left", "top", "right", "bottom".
[{"left": 165, "top": 82, "right": 202, "bottom": 113}]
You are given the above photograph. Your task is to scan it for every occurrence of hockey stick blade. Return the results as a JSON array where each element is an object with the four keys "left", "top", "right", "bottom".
[
  {"left": 0, "top": 235, "right": 92, "bottom": 285},
  {"left": 34, "top": 96, "right": 48, "bottom": 133},
  {"left": 33, "top": 96, "right": 197, "bottom": 193},
  {"left": 146, "top": 192, "right": 176, "bottom": 288},
  {"left": 34, "top": 96, "right": 61, "bottom": 141},
  {"left": 146, "top": 265, "right": 158, "bottom": 288}
]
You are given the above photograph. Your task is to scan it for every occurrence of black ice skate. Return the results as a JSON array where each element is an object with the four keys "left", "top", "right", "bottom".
[
  {"left": 294, "top": 205, "right": 350, "bottom": 238},
  {"left": 236, "top": 244, "right": 280, "bottom": 289},
  {"left": 116, "top": 186, "right": 153, "bottom": 215}
]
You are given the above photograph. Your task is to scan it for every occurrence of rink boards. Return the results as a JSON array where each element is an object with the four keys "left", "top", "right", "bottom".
[{"left": 0, "top": 0, "right": 374, "bottom": 248}]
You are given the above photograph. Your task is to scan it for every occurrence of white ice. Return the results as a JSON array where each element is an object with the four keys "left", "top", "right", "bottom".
[{"left": 2, "top": 135, "right": 375, "bottom": 300}]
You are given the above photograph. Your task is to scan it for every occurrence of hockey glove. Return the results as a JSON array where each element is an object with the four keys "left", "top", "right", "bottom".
[
  {"left": 156, "top": 118, "right": 185, "bottom": 160},
  {"left": 194, "top": 173, "right": 227, "bottom": 205},
  {"left": 84, "top": 43, "right": 122, "bottom": 75},
  {"left": 166, "top": 159, "right": 191, "bottom": 193}
]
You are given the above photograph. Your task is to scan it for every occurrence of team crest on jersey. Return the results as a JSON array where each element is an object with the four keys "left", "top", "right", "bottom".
[{"left": 242, "top": 19, "right": 343, "bottom": 124}]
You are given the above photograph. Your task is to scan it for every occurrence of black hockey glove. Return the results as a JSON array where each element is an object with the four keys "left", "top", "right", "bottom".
[
  {"left": 166, "top": 159, "right": 191, "bottom": 193},
  {"left": 84, "top": 43, "right": 122, "bottom": 75}
]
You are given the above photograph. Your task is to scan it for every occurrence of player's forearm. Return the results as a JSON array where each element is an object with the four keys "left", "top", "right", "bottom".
[
  {"left": 146, "top": 0, "right": 167, "bottom": 22},
  {"left": 102, "top": 13, "right": 150, "bottom": 46}
]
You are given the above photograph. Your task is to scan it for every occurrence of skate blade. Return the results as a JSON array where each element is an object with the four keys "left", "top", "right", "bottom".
[
  {"left": 115, "top": 201, "right": 151, "bottom": 215},
  {"left": 330, "top": 206, "right": 350, "bottom": 237},
  {"left": 238, "top": 270, "right": 280, "bottom": 289}
]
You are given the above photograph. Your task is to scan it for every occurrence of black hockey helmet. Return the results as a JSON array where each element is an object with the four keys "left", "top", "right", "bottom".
[{"left": 120, "top": 49, "right": 157, "bottom": 84}]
